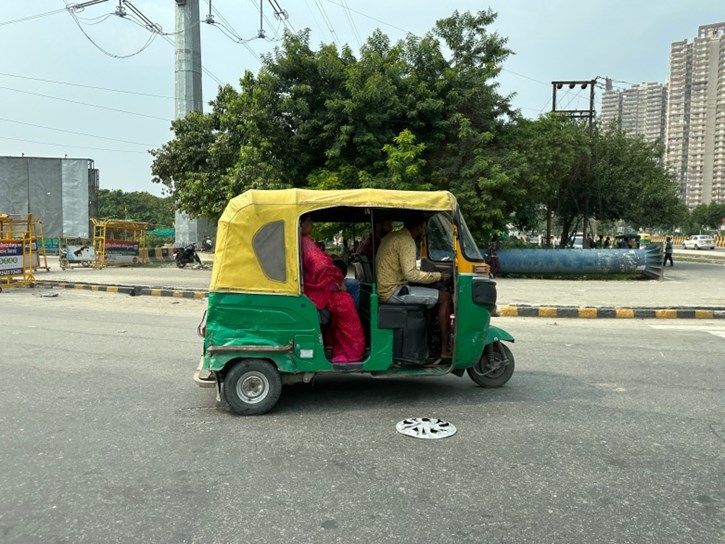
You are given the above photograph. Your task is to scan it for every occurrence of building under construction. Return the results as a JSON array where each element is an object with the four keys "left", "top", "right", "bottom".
[{"left": 0, "top": 155, "right": 99, "bottom": 239}]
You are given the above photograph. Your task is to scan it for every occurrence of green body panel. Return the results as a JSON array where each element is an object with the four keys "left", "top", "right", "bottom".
[
  {"left": 452, "top": 274, "right": 492, "bottom": 369},
  {"left": 203, "top": 291, "right": 397, "bottom": 373},
  {"left": 484, "top": 325, "right": 515, "bottom": 345},
  {"left": 204, "top": 276, "right": 505, "bottom": 374}
]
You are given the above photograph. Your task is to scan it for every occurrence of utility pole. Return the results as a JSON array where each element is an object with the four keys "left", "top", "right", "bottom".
[
  {"left": 173, "top": 0, "right": 209, "bottom": 246},
  {"left": 550, "top": 79, "right": 597, "bottom": 248},
  {"left": 68, "top": 0, "right": 209, "bottom": 244},
  {"left": 174, "top": 0, "right": 203, "bottom": 119}
]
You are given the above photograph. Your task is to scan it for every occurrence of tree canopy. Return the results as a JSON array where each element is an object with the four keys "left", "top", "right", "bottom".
[
  {"left": 510, "top": 115, "right": 683, "bottom": 244},
  {"left": 687, "top": 202, "right": 725, "bottom": 233},
  {"left": 151, "top": 10, "right": 519, "bottom": 236},
  {"left": 151, "top": 9, "right": 688, "bottom": 242},
  {"left": 97, "top": 189, "right": 174, "bottom": 229}
]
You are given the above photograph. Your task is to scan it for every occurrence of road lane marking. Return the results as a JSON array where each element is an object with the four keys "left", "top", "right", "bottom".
[{"left": 649, "top": 324, "right": 725, "bottom": 339}]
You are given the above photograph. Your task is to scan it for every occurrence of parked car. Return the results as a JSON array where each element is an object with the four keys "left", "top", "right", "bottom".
[{"left": 683, "top": 235, "right": 715, "bottom": 250}]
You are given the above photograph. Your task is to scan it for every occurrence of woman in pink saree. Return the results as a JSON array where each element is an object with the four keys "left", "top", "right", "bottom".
[{"left": 300, "top": 214, "right": 365, "bottom": 363}]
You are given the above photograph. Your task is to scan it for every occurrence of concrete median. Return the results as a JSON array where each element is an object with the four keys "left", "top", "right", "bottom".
[{"left": 22, "top": 253, "right": 725, "bottom": 319}]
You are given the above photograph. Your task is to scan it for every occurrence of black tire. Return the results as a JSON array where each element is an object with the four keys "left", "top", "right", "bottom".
[
  {"left": 223, "top": 359, "right": 282, "bottom": 415},
  {"left": 467, "top": 342, "right": 515, "bottom": 388},
  {"left": 175, "top": 257, "right": 187, "bottom": 269},
  {"left": 81, "top": 261, "right": 91, "bottom": 268}
]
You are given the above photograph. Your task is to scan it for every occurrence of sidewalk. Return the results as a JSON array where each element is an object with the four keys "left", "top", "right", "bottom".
[{"left": 22, "top": 252, "right": 725, "bottom": 319}]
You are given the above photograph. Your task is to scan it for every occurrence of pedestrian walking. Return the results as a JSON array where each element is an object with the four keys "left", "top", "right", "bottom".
[{"left": 664, "top": 236, "right": 674, "bottom": 267}]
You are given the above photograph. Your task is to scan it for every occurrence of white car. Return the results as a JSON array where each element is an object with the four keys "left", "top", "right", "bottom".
[{"left": 682, "top": 235, "right": 715, "bottom": 250}]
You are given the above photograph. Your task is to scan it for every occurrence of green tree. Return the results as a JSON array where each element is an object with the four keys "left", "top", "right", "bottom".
[
  {"left": 430, "top": 9, "right": 517, "bottom": 237},
  {"left": 150, "top": 10, "right": 520, "bottom": 239},
  {"left": 688, "top": 202, "right": 725, "bottom": 232},
  {"left": 97, "top": 189, "right": 174, "bottom": 228},
  {"left": 589, "top": 128, "right": 682, "bottom": 232},
  {"left": 509, "top": 114, "right": 590, "bottom": 242}
]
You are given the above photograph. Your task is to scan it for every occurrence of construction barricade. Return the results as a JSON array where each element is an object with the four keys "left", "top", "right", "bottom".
[{"left": 0, "top": 213, "right": 50, "bottom": 291}]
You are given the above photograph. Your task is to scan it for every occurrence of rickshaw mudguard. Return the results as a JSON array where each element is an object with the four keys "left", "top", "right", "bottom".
[
  {"left": 485, "top": 325, "right": 514, "bottom": 345},
  {"left": 203, "top": 292, "right": 334, "bottom": 373}
]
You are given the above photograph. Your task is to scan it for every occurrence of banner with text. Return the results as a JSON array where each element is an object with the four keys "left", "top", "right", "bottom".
[
  {"left": 104, "top": 240, "right": 140, "bottom": 264},
  {"left": 0, "top": 240, "right": 23, "bottom": 277}
]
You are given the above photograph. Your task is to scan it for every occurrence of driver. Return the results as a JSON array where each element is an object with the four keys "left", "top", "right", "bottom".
[{"left": 375, "top": 213, "right": 452, "bottom": 358}]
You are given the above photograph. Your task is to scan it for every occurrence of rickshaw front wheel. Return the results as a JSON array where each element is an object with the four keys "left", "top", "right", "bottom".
[
  {"left": 467, "top": 343, "right": 515, "bottom": 388},
  {"left": 223, "top": 359, "right": 282, "bottom": 416}
]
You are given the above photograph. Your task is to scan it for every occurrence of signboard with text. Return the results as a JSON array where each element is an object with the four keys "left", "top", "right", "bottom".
[
  {"left": 0, "top": 240, "right": 23, "bottom": 277},
  {"left": 104, "top": 240, "right": 140, "bottom": 264}
]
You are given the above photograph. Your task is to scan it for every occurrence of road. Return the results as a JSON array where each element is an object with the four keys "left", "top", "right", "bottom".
[{"left": 1, "top": 289, "right": 724, "bottom": 544}]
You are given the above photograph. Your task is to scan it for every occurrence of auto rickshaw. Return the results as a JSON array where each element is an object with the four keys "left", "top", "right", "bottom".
[{"left": 194, "top": 189, "right": 515, "bottom": 415}]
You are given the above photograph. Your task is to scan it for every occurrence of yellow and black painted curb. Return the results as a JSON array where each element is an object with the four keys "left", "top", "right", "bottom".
[
  {"left": 35, "top": 281, "right": 207, "bottom": 300},
  {"left": 31, "top": 282, "right": 725, "bottom": 318},
  {"left": 498, "top": 305, "right": 725, "bottom": 319},
  {"left": 139, "top": 247, "right": 175, "bottom": 262}
]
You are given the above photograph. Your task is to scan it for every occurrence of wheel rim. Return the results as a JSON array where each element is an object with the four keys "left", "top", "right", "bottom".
[
  {"left": 473, "top": 349, "right": 507, "bottom": 379},
  {"left": 235, "top": 371, "right": 269, "bottom": 404}
]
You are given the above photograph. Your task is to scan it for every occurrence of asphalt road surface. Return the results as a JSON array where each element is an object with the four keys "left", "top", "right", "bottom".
[{"left": 1, "top": 289, "right": 723, "bottom": 544}]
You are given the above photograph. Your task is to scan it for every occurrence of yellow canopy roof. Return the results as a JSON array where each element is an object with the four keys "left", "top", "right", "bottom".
[{"left": 209, "top": 188, "right": 458, "bottom": 294}]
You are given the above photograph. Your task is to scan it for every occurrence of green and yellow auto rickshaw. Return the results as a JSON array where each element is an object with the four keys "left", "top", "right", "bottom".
[{"left": 194, "top": 189, "right": 515, "bottom": 415}]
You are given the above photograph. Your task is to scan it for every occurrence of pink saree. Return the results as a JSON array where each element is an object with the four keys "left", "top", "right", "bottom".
[{"left": 301, "top": 234, "right": 365, "bottom": 362}]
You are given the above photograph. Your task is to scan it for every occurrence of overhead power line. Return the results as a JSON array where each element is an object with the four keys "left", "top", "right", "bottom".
[
  {"left": 0, "top": 72, "right": 173, "bottom": 99},
  {"left": 65, "top": 7, "right": 160, "bottom": 59},
  {"left": 0, "top": 85, "right": 171, "bottom": 121},
  {"left": 501, "top": 68, "right": 550, "bottom": 87},
  {"left": 0, "top": 116, "right": 155, "bottom": 147},
  {"left": 0, "top": 8, "right": 67, "bottom": 27},
  {"left": 339, "top": 0, "right": 361, "bottom": 48},
  {"left": 322, "top": 0, "right": 408, "bottom": 34},
  {"left": 0, "top": 135, "right": 150, "bottom": 154},
  {"left": 313, "top": 0, "right": 341, "bottom": 47}
]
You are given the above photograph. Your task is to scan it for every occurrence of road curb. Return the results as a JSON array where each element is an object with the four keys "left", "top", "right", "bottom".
[
  {"left": 498, "top": 304, "right": 725, "bottom": 319},
  {"left": 35, "top": 281, "right": 207, "bottom": 300},
  {"left": 33, "top": 281, "right": 725, "bottom": 318}
]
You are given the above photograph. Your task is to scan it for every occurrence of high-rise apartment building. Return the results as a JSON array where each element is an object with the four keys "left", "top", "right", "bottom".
[
  {"left": 600, "top": 81, "right": 668, "bottom": 144},
  {"left": 665, "top": 23, "right": 725, "bottom": 207}
]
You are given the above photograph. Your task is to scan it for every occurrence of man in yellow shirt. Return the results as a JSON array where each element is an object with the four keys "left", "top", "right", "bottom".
[{"left": 376, "top": 214, "right": 452, "bottom": 358}]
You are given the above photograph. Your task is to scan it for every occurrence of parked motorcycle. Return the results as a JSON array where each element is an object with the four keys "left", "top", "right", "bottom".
[{"left": 174, "top": 243, "right": 203, "bottom": 268}]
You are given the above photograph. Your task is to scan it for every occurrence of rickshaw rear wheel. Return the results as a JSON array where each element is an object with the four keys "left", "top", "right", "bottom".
[
  {"left": 467, "top": 343, "right": 514, "bottom": 388},
  {"left": 223, "top": 359, "right": 282, "bottom": 416}
]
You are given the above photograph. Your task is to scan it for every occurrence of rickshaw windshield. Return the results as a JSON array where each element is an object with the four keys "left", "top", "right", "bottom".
[
  {"left": 426, "top": 213, "right": 455, "bottom": 261},
  {"left": 426, "top": 209, "right": 484, "bottom": 263},
  {"left": 455, "top": 208, "right": 484, "bottom": 262}
]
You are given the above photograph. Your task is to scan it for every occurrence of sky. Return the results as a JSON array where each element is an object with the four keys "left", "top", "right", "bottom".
[{"left": 0, "top": 0, "right": 722, "bottom": 196}]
